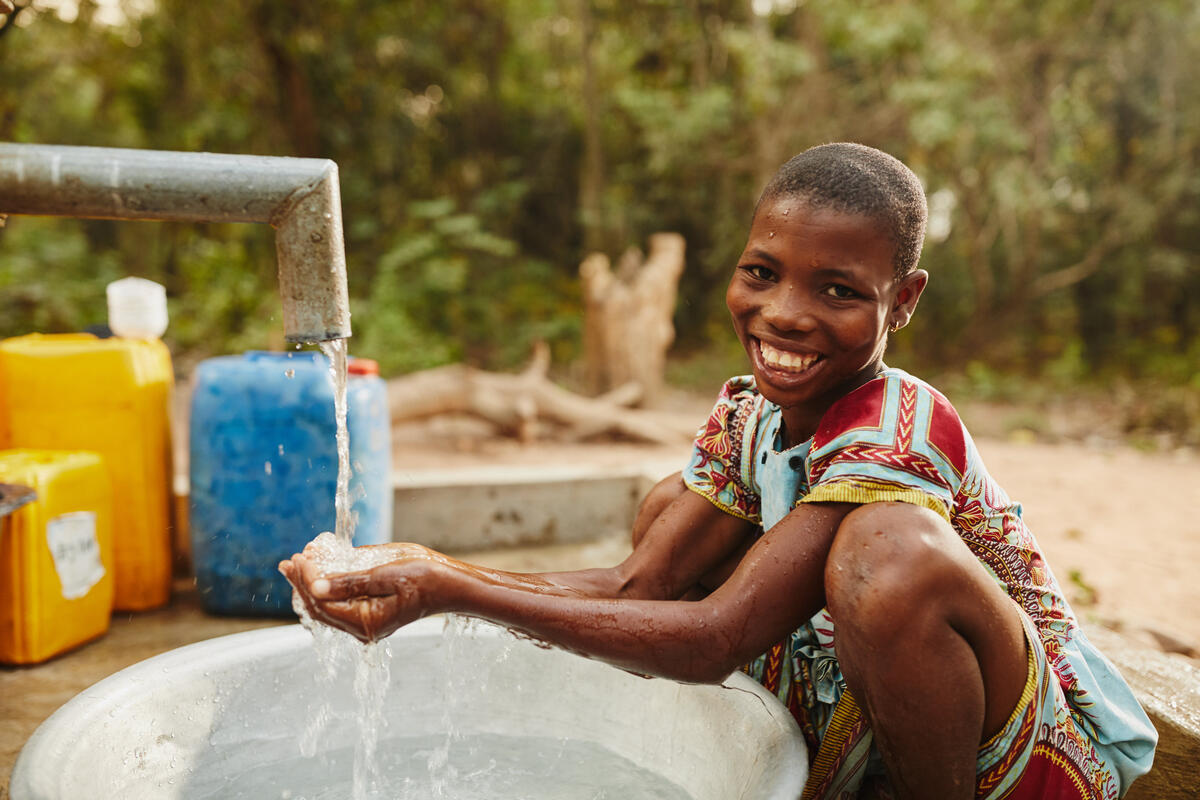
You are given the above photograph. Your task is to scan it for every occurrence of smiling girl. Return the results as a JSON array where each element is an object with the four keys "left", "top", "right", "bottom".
[{"left": 282, "top": 143, "right": 1156, "bottom": 799}]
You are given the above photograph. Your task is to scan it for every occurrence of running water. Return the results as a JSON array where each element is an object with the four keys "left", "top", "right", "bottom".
[
  {"left": 319, "top": 338, "right": 355, "bottom": 542},
  {"left": 292, "top": 339, "right": 385, "bottom": 800}
]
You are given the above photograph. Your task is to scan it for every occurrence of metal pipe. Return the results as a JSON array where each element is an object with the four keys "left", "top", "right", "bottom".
[{"left": 0, "top": 142, "right": 351, "bottom": 343}]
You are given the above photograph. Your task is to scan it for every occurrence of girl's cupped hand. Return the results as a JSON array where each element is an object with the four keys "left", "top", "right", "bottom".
[{"left": 279, "top": 541, "right": 450, "bottom": 643}]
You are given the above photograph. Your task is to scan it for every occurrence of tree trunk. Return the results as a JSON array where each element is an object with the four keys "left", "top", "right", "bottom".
[{"left": 580, "top": 233, "right": 686, "bottom": 406}]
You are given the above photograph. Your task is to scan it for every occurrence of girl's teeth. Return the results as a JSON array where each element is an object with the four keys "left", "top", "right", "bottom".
[{"left": 760, "top": 341, "right": 816, "bottom": 373}]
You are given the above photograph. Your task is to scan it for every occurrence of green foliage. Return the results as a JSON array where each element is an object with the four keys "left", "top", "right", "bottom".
[
  {"left": 354, "top": 196, "right": 577, "bottom": 375},
  {"left": 0, "top": 0, "right": 1196, "bottom": 403},
  {"left": 166, "top": 227, "right": 280, "bottom": 358},
  {"left": 0, "top": 219, "right": 123, "bottom": 333}
]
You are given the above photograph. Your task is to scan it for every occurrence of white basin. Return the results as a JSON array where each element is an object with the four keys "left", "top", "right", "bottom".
[{"left": 11, "top": 617, "right": 807, "bottom": 799}]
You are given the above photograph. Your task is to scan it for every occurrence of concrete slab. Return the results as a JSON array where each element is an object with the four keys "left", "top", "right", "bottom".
[{"left": 393, "top": 461, "right": 680, "bottom": 552}]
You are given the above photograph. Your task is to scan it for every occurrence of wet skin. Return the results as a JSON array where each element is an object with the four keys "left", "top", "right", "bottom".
[{"left": 281, "top": 201, "right": 1029, "bottom": 800}]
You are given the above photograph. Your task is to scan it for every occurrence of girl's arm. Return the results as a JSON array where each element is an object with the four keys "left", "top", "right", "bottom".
[
  {"left": 538, "top": 483, "right": 758, "bottom": 601},
  {"left": 281, "top": 487, "right": 753, "bottom": 635},
  {"left": 283, "top": 496, "right": 855, "bottom": 684}
]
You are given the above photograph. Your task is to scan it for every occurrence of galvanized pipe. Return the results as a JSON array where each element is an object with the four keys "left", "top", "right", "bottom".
[{"left": 0, "top": 142, "right": 351, "bottom": 343}]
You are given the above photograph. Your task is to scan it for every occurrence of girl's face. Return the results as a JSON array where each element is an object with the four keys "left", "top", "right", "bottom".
[{"left": 726, "top": 196, "right": 927, "bottom": 443}]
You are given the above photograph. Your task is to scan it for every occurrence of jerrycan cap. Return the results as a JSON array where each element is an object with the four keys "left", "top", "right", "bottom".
[
  {"left": 347, "top": 357, "right": 379, "bottom": 376},
  {"left": 107, "top": 277, "right": 168, "bottom": 339}
]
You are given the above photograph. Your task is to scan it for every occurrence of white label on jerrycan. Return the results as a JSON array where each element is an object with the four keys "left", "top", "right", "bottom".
[{"left": 46, "top": 511, "right": 105, "bottom": 599}]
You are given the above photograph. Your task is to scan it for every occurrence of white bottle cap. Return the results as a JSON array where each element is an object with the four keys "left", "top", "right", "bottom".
[{"left": 107, "top": 277, "right": 169, "bottom": 339}]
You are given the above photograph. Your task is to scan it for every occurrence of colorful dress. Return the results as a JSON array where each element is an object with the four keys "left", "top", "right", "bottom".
[{"left": 683, "top": 369, "right": 1156, "bottom": 799}]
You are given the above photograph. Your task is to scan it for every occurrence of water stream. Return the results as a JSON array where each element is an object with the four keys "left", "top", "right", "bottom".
[
  {"left": 319, "top": 339, "right": 355, "bottom": 543},
  {"left": 293, "top": 339, "right": 386, "bottom": 800}
]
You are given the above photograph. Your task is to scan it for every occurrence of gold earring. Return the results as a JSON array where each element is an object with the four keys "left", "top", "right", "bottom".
[{"left": 889, "top": 322, "right": 900, "bottom": 333}]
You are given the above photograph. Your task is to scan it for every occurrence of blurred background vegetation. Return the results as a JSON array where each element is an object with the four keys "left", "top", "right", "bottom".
[{"left": 1, "top": 0, "right": 1197, "bottom": 442}]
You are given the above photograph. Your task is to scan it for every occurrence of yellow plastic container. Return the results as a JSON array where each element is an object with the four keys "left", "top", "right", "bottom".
[
  {"left": 0, "top": 449, "right": 114, "bottom": 664},
  {"left": 0, "top": 333, "right": 174, "bottom": 610}
]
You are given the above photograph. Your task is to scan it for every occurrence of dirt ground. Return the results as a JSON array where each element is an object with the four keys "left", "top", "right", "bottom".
[{"left": 393, "top": 392, "right": 1200, "bottom": 663}]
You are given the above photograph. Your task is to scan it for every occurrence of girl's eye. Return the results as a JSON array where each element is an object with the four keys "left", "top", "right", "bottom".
[
  {"left": 739, "top": 264, "right": 776, "bottom": 282},
  {"left": 823, "top": 284, "right": 858, "bottom": 299}
]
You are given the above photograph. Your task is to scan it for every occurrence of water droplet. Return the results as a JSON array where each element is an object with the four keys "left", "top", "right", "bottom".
[
  {"left": 278, "top": 444, "right": 285, "bottom": 456},
  {"left": 285, "top": 369, "right": 295, "bottom": 378},
  {"left": 782, "top": 208, "right": 790, "bottom": 216},
  {"left": 768, "top": 231, "right": 775, "bottom": 238},
  {"left": 264, "top": 461, "right": 273, "bottom": 476}
]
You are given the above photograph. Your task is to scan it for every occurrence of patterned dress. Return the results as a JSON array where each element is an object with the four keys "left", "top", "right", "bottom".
[{"left": 683, "top": 369, "right": 1156, "bottom": 799}]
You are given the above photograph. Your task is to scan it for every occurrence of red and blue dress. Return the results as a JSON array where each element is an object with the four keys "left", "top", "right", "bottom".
[{"left": 683, "top": 368, "right": 1156, "bottom": 799}]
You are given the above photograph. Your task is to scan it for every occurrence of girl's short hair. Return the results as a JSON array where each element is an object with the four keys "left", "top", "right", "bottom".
[{"left": 758, "top": 143, "right": 927, "bottom": 278}]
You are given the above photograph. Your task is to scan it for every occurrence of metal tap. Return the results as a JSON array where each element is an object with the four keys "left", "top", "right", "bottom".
[{"left": 0, "top": 143, "right": 351, "bottom": 343}]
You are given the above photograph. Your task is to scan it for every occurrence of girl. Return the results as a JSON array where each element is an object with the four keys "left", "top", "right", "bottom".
[{"left": 282, "top": 143, "right": 1156, "bottom": 799}]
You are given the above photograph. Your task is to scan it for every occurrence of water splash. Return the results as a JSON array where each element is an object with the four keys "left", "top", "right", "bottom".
[
  {"left": 428, "top": 615, "right": 471, "bottom": 798},
  {"left": 292, "top": 538, "right": 392, "bottom": 800},
  {"left": 351, "top": 641, "right": 391, "bottom": 798}
]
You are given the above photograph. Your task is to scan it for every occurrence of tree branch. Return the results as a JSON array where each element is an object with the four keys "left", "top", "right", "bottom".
[{"left": 1030, "top": 224, "right": 1124, "bottom": 298}]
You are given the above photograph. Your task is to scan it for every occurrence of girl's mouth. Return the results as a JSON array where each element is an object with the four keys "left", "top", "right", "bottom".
[{"left": 757, "top": 339, "right": 821, "bottom": 375}]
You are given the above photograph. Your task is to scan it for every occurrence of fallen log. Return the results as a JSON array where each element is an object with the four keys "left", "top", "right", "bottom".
[{"left": 386, "top": 344, "right": 696, "bottom": 446}]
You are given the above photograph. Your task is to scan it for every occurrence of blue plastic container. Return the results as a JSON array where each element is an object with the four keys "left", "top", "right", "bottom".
[{"left": 189, "top": 351, "right": 392, "bottom": 616}]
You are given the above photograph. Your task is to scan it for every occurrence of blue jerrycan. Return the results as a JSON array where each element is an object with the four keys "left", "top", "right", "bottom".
[{"left": 189, "top": 351, "right": 392, "bottom": 615}]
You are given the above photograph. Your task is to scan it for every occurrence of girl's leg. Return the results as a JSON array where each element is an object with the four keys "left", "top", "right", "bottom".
[{"left": 823, "top": 502, "right": 1028, "bottom": 800}]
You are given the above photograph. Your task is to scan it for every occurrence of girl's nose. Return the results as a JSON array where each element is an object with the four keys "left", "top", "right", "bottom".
[{"left": 761, "top": 285, "right": 816, "bottom": 332}]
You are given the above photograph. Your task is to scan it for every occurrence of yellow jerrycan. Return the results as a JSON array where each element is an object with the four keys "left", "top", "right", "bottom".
[
  {"left": 0, "top": 333, "right": 174, "bottom": 610},
  {"left": 0, "top": 449, "right": 114, "bottom": 664}
]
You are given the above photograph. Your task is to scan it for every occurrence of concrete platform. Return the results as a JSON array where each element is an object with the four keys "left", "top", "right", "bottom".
[{"left": 393, "top": 461, "right": 678, "bottom": 550}]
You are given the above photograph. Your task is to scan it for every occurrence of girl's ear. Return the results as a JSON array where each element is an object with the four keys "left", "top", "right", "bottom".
[{"left": 890, "top": 269, "right": 929, "bottom": 330}]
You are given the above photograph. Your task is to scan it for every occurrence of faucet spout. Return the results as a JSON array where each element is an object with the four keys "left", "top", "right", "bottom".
[{"left": 0, "top": 143, "right": 351, "bottom": 343}]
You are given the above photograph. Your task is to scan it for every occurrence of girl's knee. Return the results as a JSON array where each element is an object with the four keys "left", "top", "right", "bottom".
[{"left": 824, "top": 502, "right": 960, "bottom": 634}]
